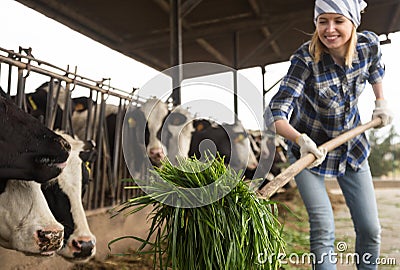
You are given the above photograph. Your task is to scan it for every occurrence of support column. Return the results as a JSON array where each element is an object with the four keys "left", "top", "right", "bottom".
[
  {"left": 233, "top": 31, "right": 239, "bottom": 122},
  {"left": 170, "top": 0, "right": 182, "bottom": 106}
]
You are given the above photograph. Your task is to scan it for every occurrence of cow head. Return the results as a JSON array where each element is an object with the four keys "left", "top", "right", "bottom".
[
  {"left": 140, "top": 98, "right": 169, "bottom": 166},
  {"left": 222, "top": 121, "right": 258, "bottom": 172},
  {"left": 0, "top": 91, "right": 71, "bottom": 183},
  {"left": 0, "top": 180, "right": 64, "bottom": 256},
  {"left": 41, "top": 131, "right": 96, "bottom": 261},
  {"left": 189, "top": 119, "right": 258, "bottom": 173},
  {"left": 162, "top": 106, "right": 195, "bottom": 165}
]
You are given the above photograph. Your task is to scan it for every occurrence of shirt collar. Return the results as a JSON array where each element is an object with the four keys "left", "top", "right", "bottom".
[{"left": 320, "top": 48, "right": 360, "bottom": 72}]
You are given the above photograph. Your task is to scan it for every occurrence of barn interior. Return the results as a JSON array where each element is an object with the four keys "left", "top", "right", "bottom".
[
  {"left": 14, "top": 0, "right": 400, "bottom": 72},
  {"left": 2, "top": 1, "right": 400, "bottom": 268}
]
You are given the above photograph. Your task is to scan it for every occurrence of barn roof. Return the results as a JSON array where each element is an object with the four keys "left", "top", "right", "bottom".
[{"left": 15, "top": 0, "right": 400, "bottom": 71}]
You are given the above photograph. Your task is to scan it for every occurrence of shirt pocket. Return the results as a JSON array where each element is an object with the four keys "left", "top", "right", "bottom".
[
  {"left": 354, "top": 71, "right": 369, "bottom": 97},
  {"left": 314, "top": 81, "right": 340, "bottom": 109}
]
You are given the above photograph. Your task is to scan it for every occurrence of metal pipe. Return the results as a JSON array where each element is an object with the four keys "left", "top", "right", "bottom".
[{"left": 170, "top": 0, "right": 182, "bottom": 106}]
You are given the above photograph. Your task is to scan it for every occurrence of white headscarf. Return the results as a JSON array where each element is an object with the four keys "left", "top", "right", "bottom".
[{"left": 314, "top": 0, "right": 367, "bottom": 28}]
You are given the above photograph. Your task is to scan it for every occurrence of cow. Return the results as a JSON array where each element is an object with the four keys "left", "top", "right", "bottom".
[
  {"left": 0, "top": 180, "right": 64, "bottom": 256},
  {"left": 24, "top": 80, "right": 66, "bottom": 129},
  {"left": 245, "top": 132, "right": 289, "bottom": 190},
  {"left": 41, "top": 131, "right": 97, "bottom": 261},
  {"left": 122, "top": 98, "right": 170, "bottom": 178},
  {"left": 161, "top": 106, "right": 195, "bottom": 166},
  {"left": 0, "top": 88, "right": 70, "bottom": 182},
  {"left": 189, "top": 119, "right": 258, "bottom": 174}
]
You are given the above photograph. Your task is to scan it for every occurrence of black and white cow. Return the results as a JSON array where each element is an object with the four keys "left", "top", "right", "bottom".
[
  {"left": 123, "top": 98, "right": 169, "bottom": 178},
  {"left": 0, "top": 88, "right": 70, "bottom": 182},
  {"left": 161, "top": 106, "right": 195, "bottom": 165},
  {"left": 189, "top": 119, "right": 258, "bottom": 173},
  {"left": 42, "top": 131, "right": 96, "bottom": 261},
  {"left": 0, "top": 180, "right": 64, "bottom": 256},
  {"left": 24, "top": 80, "right": 66, "bottom": 130}
]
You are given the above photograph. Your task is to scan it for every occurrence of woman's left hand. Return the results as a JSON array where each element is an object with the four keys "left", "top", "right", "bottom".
[{"left": 372, "top": 99, "right": 393, "bottom": 128}]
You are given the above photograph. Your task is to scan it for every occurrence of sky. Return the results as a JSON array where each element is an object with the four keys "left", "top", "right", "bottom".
[{"left": 0, "top": 0, "right": 399, "bottom": 136}]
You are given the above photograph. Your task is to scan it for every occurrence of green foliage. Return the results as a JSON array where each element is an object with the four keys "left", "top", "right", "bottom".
[
  {"left": 110, "top": 156, "right": 285, "bottom": 270},
  {"left": 368, "top": 126, "right": 400, "bottom": 177}
]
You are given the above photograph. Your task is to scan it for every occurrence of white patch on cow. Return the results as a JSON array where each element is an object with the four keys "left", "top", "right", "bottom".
[
  {"left": 0, "top": 180, "right": 63, "bottom": 254},
  {"left": 40, "top": 80, "right": 67, "bottom": 111},
  {"left": 53, "top": 131, "right": 96, "bottom": 260},
  {"left": 165, "top": 106, "right": 195, "bottom": 164},
  {"left": 140, "top": 98, "right": 169, "bottom": 164},
  {"left": 226, "top": 121, "right": 258, "bottom": 171},
  {"left": 72, "top": 102, "right": 119, "bottom": 141}
]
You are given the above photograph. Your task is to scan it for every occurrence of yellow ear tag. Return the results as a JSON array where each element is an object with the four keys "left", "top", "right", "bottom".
[
  {"left": 196, "top": 123, "right": 204, "bottom": 131},
  {"left": 74, "top": 103, "right": 85, "bottom": 112},
  {"left": 128, "top": 117, "right": 136, "bottom": 128},
  {"left": 28, "top": 96, "right": 38, "bottom": 111},
  {"left": 234, "top": 134, "right": 245, "bottom": 143},
  {"left": 85, "top": 161, "right": 91, "bottom": 175}
]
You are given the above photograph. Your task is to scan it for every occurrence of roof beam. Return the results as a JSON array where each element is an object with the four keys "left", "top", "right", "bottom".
[
  {"left": 239, "top": 22, "right": 295, "bottom": 67},
  {"left": 388, "top": 3, "right": 400, "bottom": 32},
  {"left": 153, "top": 0, "right": 230, "bottom": 65},
  {"left": 181, "top": 0, "right": 203, "bottom": 18},
  {"left": 247, "top": 0, "right": 281, "bottom": 58},
  {"left": 125, "top": 8, "right": 311, "bottom": 50}
]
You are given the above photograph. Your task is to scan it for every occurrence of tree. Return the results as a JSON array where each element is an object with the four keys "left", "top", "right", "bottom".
[{"left": 368, "top": 126, "right": 399, "bottom": 177}]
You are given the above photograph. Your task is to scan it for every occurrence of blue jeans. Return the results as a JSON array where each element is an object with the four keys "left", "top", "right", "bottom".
[{"left": 291, "top": 156, "right": 381, "bottom": 270}]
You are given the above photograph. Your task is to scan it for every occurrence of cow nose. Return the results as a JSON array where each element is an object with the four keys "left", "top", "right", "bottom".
[
  {"left": 36, "top": 226, "right": 64, "bottom": 252},
  {"left": 72, "top": 238, "right": 96, "bottom": 259},
  {"left": 247, "top": 160, "right": 258, "bottom": 170},
  {"left": 149, "top": 148, "right": 165, "bottom": 159}
]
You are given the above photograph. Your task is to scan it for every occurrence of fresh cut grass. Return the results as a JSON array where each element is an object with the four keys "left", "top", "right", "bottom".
[{"left": 110, "top": 155, "right": 285, "bottom": 270}]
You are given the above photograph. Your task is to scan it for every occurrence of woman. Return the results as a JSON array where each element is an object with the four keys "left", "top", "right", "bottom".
[{"left": 268, "top": 0, "right": 392, "bottom": 269}]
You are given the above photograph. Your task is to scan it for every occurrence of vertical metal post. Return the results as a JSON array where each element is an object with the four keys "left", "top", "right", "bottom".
[
  {"left": 261, "top": 66, "right": 266, "bottom": 114},
  {"left": 94, "top": 92, "right": 106, "bottom": 209},
  {"left": 233, "top": 31, "right": 239, "bottom": 122},
  {"left": 7, "top": 64, "right": 12, "bottom": 95},
  {"left": 61, "top": 83, "right": 72, "bottom": 133},
  {"left": 16, "top": 68, "right": 26, "bottom": 109},
  {"left": 170, "top": 0, "right": 182, "bottom": 106}
]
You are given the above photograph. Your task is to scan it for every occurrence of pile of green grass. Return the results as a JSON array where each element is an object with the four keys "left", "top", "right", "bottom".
[{"left": 111, "top": 156, "right": 285, "bottom": 270}]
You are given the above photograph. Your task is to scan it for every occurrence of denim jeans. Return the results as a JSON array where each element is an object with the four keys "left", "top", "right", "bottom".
[{"left": 291, "top": 156, "right": 381, "bottom": 270}]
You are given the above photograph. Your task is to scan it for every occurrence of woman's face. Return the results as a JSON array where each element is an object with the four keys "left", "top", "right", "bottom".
[{"left": 316, "top": 13, "right": 354, "bottom": 52}]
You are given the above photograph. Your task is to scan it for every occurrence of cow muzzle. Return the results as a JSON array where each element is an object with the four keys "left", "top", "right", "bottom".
[{"left": 149, "top": 147, "right": 165, "bottom": 165}]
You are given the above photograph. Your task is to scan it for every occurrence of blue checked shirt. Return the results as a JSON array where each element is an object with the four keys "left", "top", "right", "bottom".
[{"left": 269, "top": 31, "right": 385, "bottom": 177}]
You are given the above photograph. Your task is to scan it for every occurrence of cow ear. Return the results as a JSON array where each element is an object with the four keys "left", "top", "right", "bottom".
[
  {"left": 79, "top": 145, "right": 97, "bottom": 163},
  {"left": 83, "top": 140, "right": 96, "bottom": 151}
]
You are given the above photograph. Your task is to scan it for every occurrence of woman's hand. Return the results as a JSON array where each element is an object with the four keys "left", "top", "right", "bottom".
[
  {"left": 372, "top": 99, "right": 393, "bottom": 128},
  {"left": 296, "top": 134, "right": 327, "bottom": 168}
]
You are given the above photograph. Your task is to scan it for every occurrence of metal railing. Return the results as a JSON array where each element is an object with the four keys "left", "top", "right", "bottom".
[{"left": 0, "top": 46, "right": 146, "bottom": 210}]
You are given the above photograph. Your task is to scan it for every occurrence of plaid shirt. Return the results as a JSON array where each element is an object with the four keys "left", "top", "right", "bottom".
[{"left": 269, "top": 31, "right": 385, "bottom": 177}]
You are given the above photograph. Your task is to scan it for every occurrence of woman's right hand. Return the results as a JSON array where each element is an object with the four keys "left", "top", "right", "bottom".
[{"left": 296, "top": 134, "right": 327, "bottom": 168}]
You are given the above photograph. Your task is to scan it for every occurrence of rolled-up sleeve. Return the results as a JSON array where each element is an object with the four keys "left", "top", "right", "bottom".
[
  {"left": 366, "top": 32, "right": 385, "bottom": 84},
  {"left": 269, "top": 54, "right": 310, "bottom": 121}
]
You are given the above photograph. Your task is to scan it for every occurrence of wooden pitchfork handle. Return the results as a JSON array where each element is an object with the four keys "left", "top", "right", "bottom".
[{"left": 257, "top": 118, "right": 382, "bottom": 200}]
